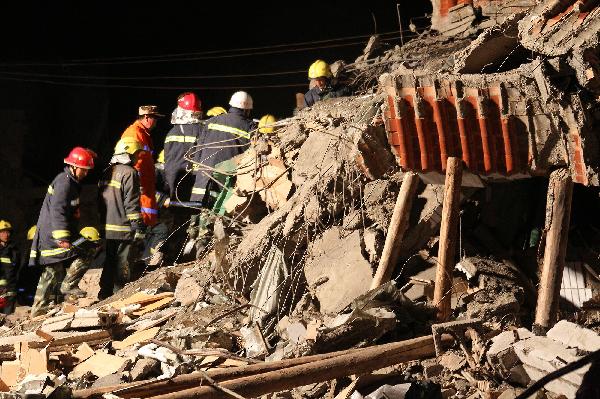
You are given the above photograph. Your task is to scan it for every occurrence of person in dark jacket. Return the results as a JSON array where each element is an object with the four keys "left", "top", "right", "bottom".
[
  {"left": 30, "top": 147, "right": 95, "bottom": 316},
  {"left": 303, "top": 59, "right": 351, "bottom": 108},
  {"left": 190, "top": 90, "right": 256, "bottom": 206},
  {"left": 164, "top": 92, "right": 203, "bottom": 201},
  {"left": 98, "top": 137, "right": 145, "bottom": 300},
  {"left": 0, "top": 220, "right": 19, "bottom": 314},
  {"left": 17, "top": 226, "right": 40, "bottom": 306}
]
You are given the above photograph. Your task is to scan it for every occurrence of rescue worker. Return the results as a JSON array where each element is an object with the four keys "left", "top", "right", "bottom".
[
  {"left": 191, "top": 91, "right": 256, "bottom": 206},
  {"left": 30, "top": 147, "right": 95, "bottom": 316},
  {"left": 205, "top": 106, "right": 227, "bottom": 117},
  {"left": 17, "top": 226, "right": 40, "bottom": 305},
  {"left": 121, "top": 105, "right": 163, "bottom": 229},
  {"left": 164, "top": 93, "right": 202, "bottom": 201},
  {"left": 98, "top": 137, "right": 146, "bottom": 300},
  {"left": 303, "top": 60, "right": 351, "bottom": 108},
  {"left": 0, "top": 220, "right": 19, "bottom": 314}
]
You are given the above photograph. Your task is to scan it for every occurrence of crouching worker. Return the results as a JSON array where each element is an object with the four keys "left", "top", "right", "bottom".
[
  {"left": 30, "top": 147, "right": 95, "bottom": 317},
  {"left": 0, "top": 220, "right": 19, "bottom": 314},
  {"left": 98, "top": 137, "right": 145, "bottom": 300}
]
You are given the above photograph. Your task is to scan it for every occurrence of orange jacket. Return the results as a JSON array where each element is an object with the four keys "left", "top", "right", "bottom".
[{"left": 121, "top": 120, "right": 158, "bottom": 227}]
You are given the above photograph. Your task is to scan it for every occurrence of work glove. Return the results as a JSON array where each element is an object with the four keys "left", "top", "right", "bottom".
[{"left": 134, "top": 230, "right": 146, "bottom": 241}]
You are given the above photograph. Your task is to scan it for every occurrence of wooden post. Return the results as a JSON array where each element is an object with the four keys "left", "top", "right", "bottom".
[
  {"left": 370, "top": 172, "right": 420, "bottom": 290},
  {"left": 534, "top": 168, "right": 573, "bottom": 331},
  {"left": 147, "top": 335, "right": 452, "bottom": 399},
  {"left": 433, "top": 157, "right": 463, "bottom": 321}
]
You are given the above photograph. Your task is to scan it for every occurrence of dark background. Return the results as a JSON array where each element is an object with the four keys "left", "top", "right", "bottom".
[{"left": 0, "top": 1, "right": 430, "bottom": 235}]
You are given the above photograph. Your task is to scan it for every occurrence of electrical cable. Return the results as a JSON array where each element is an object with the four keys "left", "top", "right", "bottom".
[
  {"left": 0, "top": 75, "right": 308, "bottom": 90},
  {"left": 0, "top": 33, "right": 404, "bottom": 67},
  {"left": 65, "top": 30, "right": 407, "bottom": 62}
]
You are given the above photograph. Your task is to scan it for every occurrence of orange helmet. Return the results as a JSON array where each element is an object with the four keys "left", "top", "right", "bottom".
[
  {"left": 177, "top": 92, "right": 201, "bottom": 112},
  {"left": 64, "top": 147, "right": 95, "bottom": 169}
]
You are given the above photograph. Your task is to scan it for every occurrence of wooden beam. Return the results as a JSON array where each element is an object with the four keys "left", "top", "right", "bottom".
[
  {"left": 433, "top": 157, "right": 463, "bottom": 321},
  {"left": 534, "top": 168, "right": 573, "bottom": 331},
  {"left": 73, "top": 345, "right": 380, "bottom": 398},
  {"left": 370, "top": 172, "right": 420, "bottom": 290},
  {"left": 147, "top": 335, "right": 449, "bottom": 399}
]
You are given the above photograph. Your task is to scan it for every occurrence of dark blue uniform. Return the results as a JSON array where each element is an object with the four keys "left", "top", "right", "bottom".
[{"left": 190, "top": 107, "right": 256, "bottom": 204}]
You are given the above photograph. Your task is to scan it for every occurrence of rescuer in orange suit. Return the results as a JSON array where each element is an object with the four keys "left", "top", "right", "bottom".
[{"left": 120, "top": 105, "right": 164, "bottom": 227}]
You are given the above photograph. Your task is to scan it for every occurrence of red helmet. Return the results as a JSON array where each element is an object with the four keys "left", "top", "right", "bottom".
[
  {"left": 64, "top": 147, "right": 95, "bottom": 169},
  {"left": 177, "top": 92, "right": 201, "bottom": 112}
]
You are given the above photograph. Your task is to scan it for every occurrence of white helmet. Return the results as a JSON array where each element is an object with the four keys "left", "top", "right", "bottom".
[{"left": 229, "top": 91, "right": 253, "bottom": 110}]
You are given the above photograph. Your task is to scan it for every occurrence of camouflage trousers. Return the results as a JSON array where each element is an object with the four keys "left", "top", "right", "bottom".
[{"left": 31, "top": 256, "right": 91, "bottom": 317}]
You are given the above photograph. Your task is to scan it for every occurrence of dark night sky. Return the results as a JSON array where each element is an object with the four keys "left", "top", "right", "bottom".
[{"left": 0, "top": 0, "right": 431, "bottom": 181}]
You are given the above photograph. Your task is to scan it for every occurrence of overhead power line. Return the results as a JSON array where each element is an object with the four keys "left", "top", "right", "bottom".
[
  {"left": 0, "top": 69, "right": 306, "bottom": 81},
  {"left": 62, "top": 30, "right": 407, "bottom": 63},
  {"left": 0, "top": 74, "right": 308, "bottom": 90},
  {"left": 0, "top": 32, "right": 406, "bottom": 67}
]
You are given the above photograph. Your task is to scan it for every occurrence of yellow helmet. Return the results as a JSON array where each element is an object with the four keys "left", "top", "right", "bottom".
[
  {"left": 114, "top": 137, "right": 144, "bottom": 155},
  {"left": 157, "top": 150, "right": 165, "bottom": 164},
  {"left": 258, "top": 114, "right": 277, "bottom": 134},
  {"left": 80, "top": 226, "right": 101, "bottom": 242},
  {"left": 27, "top": 226, "right": 36, "bottom": 240},
  {"left": 0, "top": 220, "right": 12, "bottom": 231},
  {"left": 308, "top": 60, "right": 332, "bottom": 80},
  {"left": 206, "top": 106, "right": 227, "bottom": 117}
]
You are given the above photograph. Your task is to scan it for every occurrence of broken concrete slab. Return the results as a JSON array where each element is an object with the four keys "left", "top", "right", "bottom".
[
  {"left": 70, "top": 352, "right": 128, "bottom": 380},
  {"left": 305, "top": 228, "right": 373, "bottom": 314},
  {"left": 547, "top": 320, "right": 600, "bottom": 352}
]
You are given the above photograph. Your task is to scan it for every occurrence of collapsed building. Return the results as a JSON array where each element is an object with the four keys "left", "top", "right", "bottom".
[{"left": 0, "top": 0, "right": 599, "bottom": 398}]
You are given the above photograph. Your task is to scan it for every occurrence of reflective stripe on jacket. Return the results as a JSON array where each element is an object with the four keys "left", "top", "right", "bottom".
[
  {"left": 29, "top": 167, "right": 81, "bottom": 266},
  {"left": 99, "top": 163, "right": 142, "bottom": 240},
  {"left": 0, "top": 242, "right": 19, "bottom": 294}
]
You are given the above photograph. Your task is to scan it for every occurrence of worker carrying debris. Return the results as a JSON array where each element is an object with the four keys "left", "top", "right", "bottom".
[
  {"left": 121, "top": 105, "right": 163, "bottom": 228},
  {"left": 163, "top": 92, "right": 203, "bottom": 201},
  {"left": 190, "top": 90, "right": 257, "bottom": 205},
  {"left": 303, "top": 59, "right": 351, "bottom": 108},
  {"left": 98, "top": 137, "right": 145, "bottom": 300},
  {"left": 0, "top": 220, "right": 19, "bottom": 314},
  {"left": 29, "top": 147, "right": 96, "bottom": 316}
]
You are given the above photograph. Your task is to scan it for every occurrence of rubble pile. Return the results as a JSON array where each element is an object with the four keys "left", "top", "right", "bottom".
[{"left": 0, "top": 0, "right": 599, "bottom": 398}]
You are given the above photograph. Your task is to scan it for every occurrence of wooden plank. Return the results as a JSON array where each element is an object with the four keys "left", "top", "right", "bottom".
[
  {"left": 132, "top": 297, "right": 174, "bottom": 317},
  {"left": 113, "top": 327, "right": 160, "bottom": 350},
  {"left": 108, "top": 292, "right": 174, "bottom": 309},
  {"left": 535, "top": 168, "right": 573, "bottom": 331}
]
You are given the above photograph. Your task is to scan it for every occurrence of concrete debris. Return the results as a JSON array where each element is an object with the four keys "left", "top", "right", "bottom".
[{"left": 304, "top": 228, "right": 373, "bottom": 314}]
